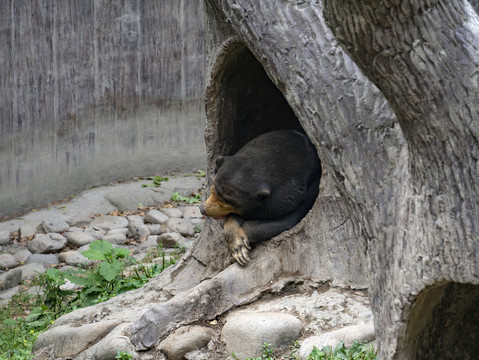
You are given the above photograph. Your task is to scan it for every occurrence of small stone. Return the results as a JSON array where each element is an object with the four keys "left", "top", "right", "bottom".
[
  {"left": 42, "top": 219, "right": 70, "bottom": 233},
  {"left": 127, "top": 215, "right": 145, "bottom": 224},
  {"left": 161, "top": 208, "right": 183, "bottom": 218},
  {"left": 103, "top": 233, "right": 127, "bottom": 245},
  {"left": 139, "top": 236, "right": 159, "bottom": 250},
  {"left": 159, "top": 326, "right": 216, "bottom": 360},
  {"left": 298, "top": 323, "right": 375, "bottom": 359},
  {"left": 19, "top": 224, "right": 37, "bottom": 238},
  {"left": 0, "top": 286, "right": 21, "bottom": 302},
  {"left": 13, "top": 249, "right": 32, "bottom": 264},
  {"left": 157, "top": 232, "right": 182, "bottom": 248},
  {"left": 16, "top": 263, "right": 46, "bottom": 280},
  {"left": 148, "top": 224, "right": 164, "bottom": 235},
  {"left": 0, "top": 268, "right": 23, "bottom": 290},
  {"left": 145, "top": 209, "right": 169, "bottom": 224},
  {"left": 66, "top": 232, "right": 95, "bottom": 247},
  {"left": 107, "top": 228, "right": 129, "bottom": 236},
  {"left": 26, "top": 254, "right": 60, "bottom": 267},
  {"left": 28, "top": 233, "right": 67, "bottom": 254},
  {"left": 221, "top": 312, "right": 302, "bottom": 359},
  {"left": 67, "top": 226, "right": 84, "bottom": 232},
  {"left": 128, "top": 223, "right": 150, "bottom": 239},
  {"left": 90, "top": 215, "right": 129, "bottom": 231},
  {"left": 182, "top": 206, "right": 203, "bottom": 219},
  {"left": 84, "top": 227, "right": 105, "bottom": 239},
  {"left": 0, "top": 231, "right": 11, "bottom": 245},
  {"left": 0, "top": 253, "right": 17, "bottom": 269},
  {"left": 165, "top": 218, "right": 196, "bottom": 237}
]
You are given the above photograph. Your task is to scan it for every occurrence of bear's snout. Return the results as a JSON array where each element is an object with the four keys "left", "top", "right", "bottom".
[{"left": 199, "top": 204, "right": 206, "bottom": 215}]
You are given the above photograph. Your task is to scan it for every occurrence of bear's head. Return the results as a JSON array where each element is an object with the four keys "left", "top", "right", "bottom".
[{"left": 200, "top": 156, "right": 270, "bottom": 219}]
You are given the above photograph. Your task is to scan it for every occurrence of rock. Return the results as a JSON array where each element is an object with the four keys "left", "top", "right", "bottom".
[
  {"left": 145, "top": 209, "right": 169, "bottom": 224},
  {"left": 19, "top": 222, "right": 40, "bottom": 238},
  {"left": 0, "top": 253, "right": 17, "bottom": 269},
  {"left": 84, "top": 227, "right": 105, "bottom": 239},
  {"left": 42, "top": 219, "right": 70, "bottom": 233},
  {"left": 161, "top": 207, "right": 183, "bottom": 218},
  {"left": 66, "top": 231, "right": 95, "bottom": 247},
  {"left": 0, "top": 286, "right": 21, "bottom": 302},
  {"left": 298, "top": 323, "right": 375, "bottom": 360},
  {"left": 90, "top": 215, "right": 129, "bottom": 231},
  {"left": 103, "top": 233, "right": 127, "bottom": 245},
  {"left": 13, "top": 249, "right": 32, "bottom": 264},
  {"left": 59, "top": 251, "right": 93, "bottom": 266},
  {"left": 159, "top": 326, "right": 216, "bottom": 360},
  {"left": 128, "top": 222, "right": 150, "bottom": 239},
  {"left": 107, "top": 228, "right": 129, "bottom": 236},
  {"left": 0, "top": 268, "right": 23, "bottom": 290},
  {"left": 26, "top": 254, "right": 60, "bottom": 267},
  {"left": 157, "top": 232, "right": 183, "bottom": 248},
  {"left": 16, "top": 263, "right": 46, "bottom": 280},
  {"left": 148, "top": 224, "right": 164, "bottom": 235},
  {"left": 182, "top": 206, "right": 203, "bottom": 219},
  {"left": 139, "top": 236, "right": 160, "bottom": 250},
  {"left": 221, "top": 312, "right": 302, "bottom": 359},
  {"left": 28, "top": 233, "right": 67, "bottom": 254},
  {"left": 33, "top": 320, "right": 122, "bottom": 358},
  {"left": 127, "top": 215, "right": 145, "bottom": 224},
  {"left": 0, "top": 230, "right": 10, "bottom": 245},
  {"left": 165, "top": 218, "right": 196, "bottom": 237}
]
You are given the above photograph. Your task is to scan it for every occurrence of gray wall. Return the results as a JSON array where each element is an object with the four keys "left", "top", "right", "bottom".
[{"left": 0, "top": 0, "right": 206, "bottom": 219}]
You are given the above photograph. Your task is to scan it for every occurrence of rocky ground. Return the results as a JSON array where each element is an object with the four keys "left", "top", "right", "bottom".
[{"left": 0, "top": 172, "right": 375, "bottom": 360}]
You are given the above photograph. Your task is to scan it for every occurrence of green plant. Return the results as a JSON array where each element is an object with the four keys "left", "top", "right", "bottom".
[
  {"left": 232, "top": 341, "right": 300, "bottom": 360},
  {"left": 115, "top": 350, "right": 133, "bottom": 359},
  {"left": 195, "top": 169, "right": 206, "bottom": 178},
  {"left": 171, "top": 192, "right": 201, "bottom": 204},
  {"left": 142, "top": 175, "right": 169, "bottom": 188},
  {"left": 307, "top": 341, "right": 377, "bottom": 360}
]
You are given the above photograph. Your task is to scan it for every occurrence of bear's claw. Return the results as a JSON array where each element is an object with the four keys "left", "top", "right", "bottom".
[{"left": 224, "top": 215, "right": 251, "bottom": 266}]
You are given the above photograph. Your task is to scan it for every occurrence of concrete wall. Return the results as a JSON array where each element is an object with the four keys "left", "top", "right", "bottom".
[{"left": 0, "top": 0, "right": 206, "bottom": 219}]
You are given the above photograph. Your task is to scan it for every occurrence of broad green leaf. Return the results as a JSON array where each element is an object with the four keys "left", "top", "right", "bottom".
[
  {"left": 81, "top": 249, "right": 106, "bottom": 261},
  {"left": 99, "top": 261, "right": 123, "bottom": 282},
  {"left": 89, "top": 240, "right": 114, "bottom": 254},
  {"left": 112, "top": 247, "right": 130, "bottom": 259}
]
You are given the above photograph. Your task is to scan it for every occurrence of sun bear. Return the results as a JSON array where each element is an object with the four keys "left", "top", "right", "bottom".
[{"left": 200, "top": 130, "right": 321, "bottom": 265}]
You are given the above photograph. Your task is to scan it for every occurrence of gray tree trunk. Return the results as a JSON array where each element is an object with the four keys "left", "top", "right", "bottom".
[{"left": 33, "top": 1, "right": 479, "bottom": 359}]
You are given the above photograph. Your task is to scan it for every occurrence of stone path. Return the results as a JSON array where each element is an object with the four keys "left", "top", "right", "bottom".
[
  {"left": 0, "top": 171, "right": 375, "bottom": 359},
  {"left": 0, "top": 172, "right": 206, "bottom": 304}
]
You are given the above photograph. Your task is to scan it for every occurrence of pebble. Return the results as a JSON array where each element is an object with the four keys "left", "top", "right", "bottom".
[
  {"left": 90, "top": 215, "right": 129, "bottom": 231},
  {"left": 20, "top": 223, "right": 39, "bottom": 238},
  {"left": 161, "top": 207, "right": 183, "bottom": 218},
  {"left": 103, "top": 233, "right": 127, "bottom": 245},
  {"left": 42, "top": 219, "right": 70, "bottom": 233},
  {"left": 28, "top": 233, "right": 67, "bottom": 254},
  {"left": 145, "top": 209, "right": 169, "bottom": 224},
  {"left": 157, "top": 232, "right": 183, "bottom": 248},
  {"left": 165, "top": 218, "right": 196, "bottom": 237},
  {"left": 0, "top": 231, "right": 10, "bottom": 245},
  {"left": 0, "top": 268, "right": 22, "bottom": 290},
  {"left": 66, "top": 231, "right": 95, "bottom": 247},
  {"left": 0, "top": 253, "right": 17, "bottom": 269},
  {"left": 58, "top": 251, "right": 93, "bottom": 266},
  {"left": 26, "top": 254, "right": 60, "bottom": 267}
]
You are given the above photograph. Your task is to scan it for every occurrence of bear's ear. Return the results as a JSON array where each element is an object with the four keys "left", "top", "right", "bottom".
[
  {"left": 214, "top": 156, "right": 225, "bottom": 174},
  {"left": 256, "top": 188, "right": 271, "bottom": 200}
]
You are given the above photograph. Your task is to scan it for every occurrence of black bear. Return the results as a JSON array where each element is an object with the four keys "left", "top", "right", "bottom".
[{"left": 200, "top": 130, "right": 321, "bottom": 265}]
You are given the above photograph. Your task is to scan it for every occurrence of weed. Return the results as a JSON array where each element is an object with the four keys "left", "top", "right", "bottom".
[
  {"left": 142, "top": 175, "right": 169, "bottom": 188},
  {"left": 115, "top": 350, "right": 133, "bottom": 359},
  {"left": 171, "top": 192, "right": 201, "bottom": 204},
  {"left": 232, "top": 341, "right": 377, "bottom": 360}
]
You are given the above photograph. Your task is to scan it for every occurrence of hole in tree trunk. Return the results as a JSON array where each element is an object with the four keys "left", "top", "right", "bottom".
[
  {"left": 405, "top": 282, "right": 479, "bottom": 359},
  {"left": 206, "top": 43, "right": 305, "bottom": 156}
]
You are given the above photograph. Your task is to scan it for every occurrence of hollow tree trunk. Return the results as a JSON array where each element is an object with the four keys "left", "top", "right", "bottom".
[{"left": 33, "top": 1, "right": 479, "bottom": 359}]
